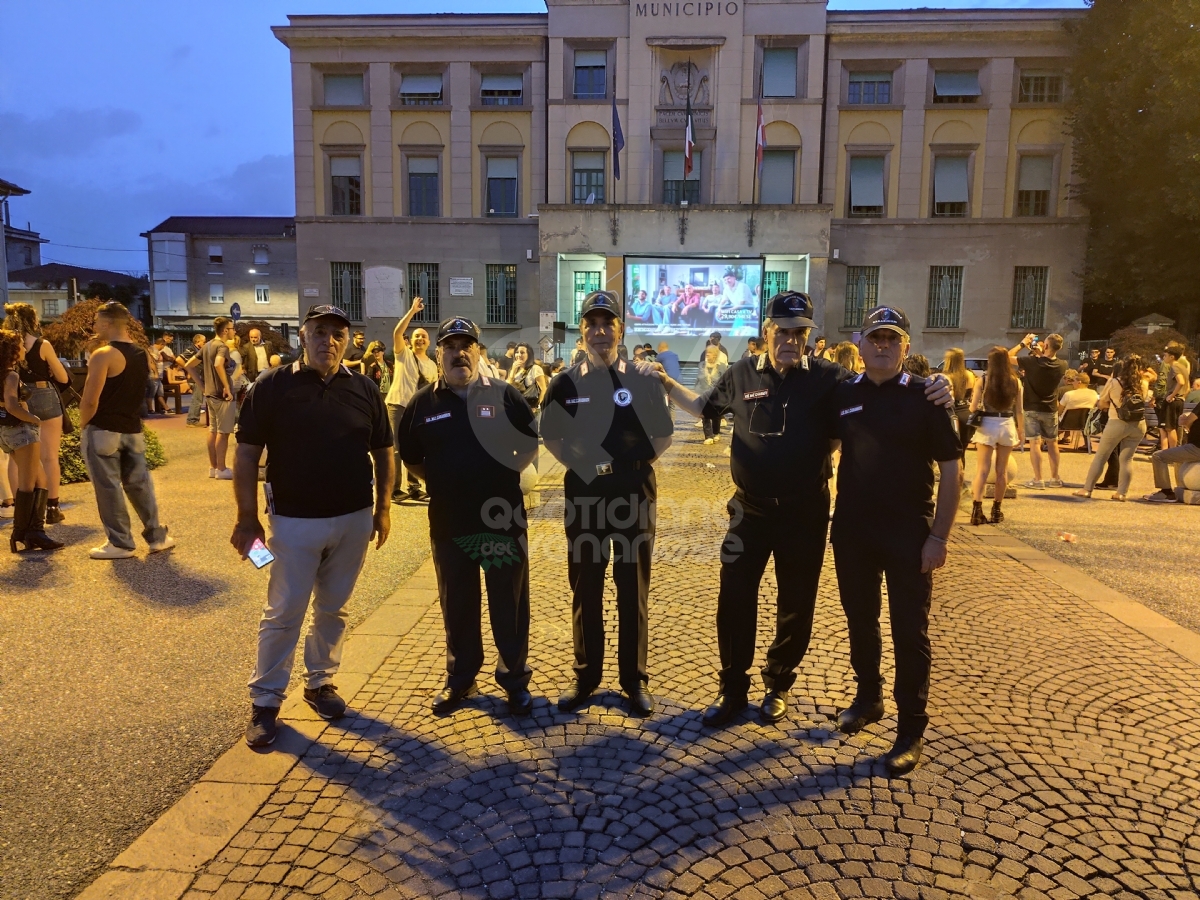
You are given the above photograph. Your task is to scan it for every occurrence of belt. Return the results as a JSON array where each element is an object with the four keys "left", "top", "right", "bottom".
[
  {"left": 734, "top": 487, "right": 805, "bottom": 507},
  {"left": 27, "top": 381, "right": 51, "bottom": 389},
  {"left": 981, "top": 411, "right": 1014, "bottom": 418},
  {"left": 593, "top": 459, "right": 647, "bottom": 476}
]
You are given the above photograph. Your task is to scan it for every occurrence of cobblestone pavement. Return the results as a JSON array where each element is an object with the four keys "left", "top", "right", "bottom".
[
  {"left": 119, "top": 422, "right": 1200, "bottom": 899},
  {"left": 0, "top": 415, "right": 432, "bottom": 900}
]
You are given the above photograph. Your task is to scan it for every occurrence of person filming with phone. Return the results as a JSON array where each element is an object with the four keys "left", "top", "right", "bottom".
[{"left": 230, "top": 304, "right": 395, "bottom": 749}]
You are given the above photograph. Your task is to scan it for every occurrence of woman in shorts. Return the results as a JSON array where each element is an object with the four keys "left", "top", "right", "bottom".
[{"left": 968, "top": 346, "right": 1024, "bottom": 526}]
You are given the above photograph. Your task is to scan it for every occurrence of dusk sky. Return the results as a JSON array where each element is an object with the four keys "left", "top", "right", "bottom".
[{"left": 0, "top": 0, "right": 1087, "bottom": 275}]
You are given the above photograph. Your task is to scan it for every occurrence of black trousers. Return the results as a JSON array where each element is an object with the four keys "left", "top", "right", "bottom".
[
  {"left": 702, "top": 412, "right": 723, "bottom": 439},
  {"left": 563, "top": 467, "right": 656, "bottom": 691},
  {"left": 716, "top": 487, "right": 830, "bottom": 696},
  {"left": 431, "top": 535, "right": 531, "bottom": 693},
  {"left": 830, "top": 516, "right": 932, "bottom": 736}
]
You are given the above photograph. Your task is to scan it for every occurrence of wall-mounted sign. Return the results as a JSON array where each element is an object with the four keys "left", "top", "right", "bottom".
[
  {"left": 303, "top": 287, "right": 320, "bottom": 297},
  {"left": 449, "top": 277, "right": 474, "bottom": 296},
  {"left": 539, "top": 311, "right": 555, "bottom": 333}
]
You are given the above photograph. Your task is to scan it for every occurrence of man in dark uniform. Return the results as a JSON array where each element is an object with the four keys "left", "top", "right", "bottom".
[
  {"left": 541, "top": 291, "right": 673, "bottom": 717},
  {"left": 654, "top": 292, "right": 952, "bottom": 727},
  {"left": 830, "top": 306, "right": 961, "bottom": 776},
  {"left": 397, "top": 317, "right": 540, "bottom": 716}
]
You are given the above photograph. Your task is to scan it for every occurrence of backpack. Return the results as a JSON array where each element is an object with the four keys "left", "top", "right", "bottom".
[{"left": 1115, "top": 386, "right": 1145, "bottom": 422}]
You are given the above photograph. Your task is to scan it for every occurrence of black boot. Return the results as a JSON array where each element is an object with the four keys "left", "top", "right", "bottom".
[
  {"left": 45, "top": 498, "right": 64, "bottom": 524},
  {"left": 989, "top": 501, "right": 1004, "bottom": 524},
  {"left": 24, "top": 489, "right": 65, "bottom": 552},
  {"left": 9, "top": 490, "right": 33, "bottom": 552},
  {"left": 969, "top": 501, "right": 987, "bottom": 526}
]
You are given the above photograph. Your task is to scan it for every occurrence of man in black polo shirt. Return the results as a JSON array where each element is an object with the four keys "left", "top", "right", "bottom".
[
  {"left": 830, "top": 306, "right": 960, "bottom": 777},
  {"left": 397, "top": 316, "right": 539, "bottom": 716},
  {"left": 655, "top": 292, "right": 953, "bottom": 727},
  {"left": 1010, "top": 332, "right": 1068, "bottom": 489},
  {"left": 231, "top": 304, "right": 395, "bottom": 748},
  {"left": 540, "top": 291, "right": 673, "bottom": 717}
]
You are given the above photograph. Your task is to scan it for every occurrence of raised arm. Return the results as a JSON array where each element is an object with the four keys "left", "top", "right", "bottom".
[{"left": 392, "top": 297, "right": 424, "bottom": 359}]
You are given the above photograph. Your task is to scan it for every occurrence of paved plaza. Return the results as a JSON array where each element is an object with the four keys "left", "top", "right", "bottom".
[{"left": 73, "top": 422, "right": 1200, "bottom": 900}]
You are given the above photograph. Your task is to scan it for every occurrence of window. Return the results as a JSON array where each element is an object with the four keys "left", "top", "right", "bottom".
[
  {"left": 843, "top": 267, "right": 880, "bottom": 328},
  {"left": 573, "top": 50, "right": 607, "bottom": 100},
  {"left": 762, "top": 48, "right": 798, "bottom": 99},
  {"left": 933, "top": 156, "right": 969, "bottom": 217},
  {"left": 255, "top": 284, "right": 270, "bottom": 304},
  {"left": 933, "top": 71, "right": 982, "bottom": 104},
  {"left": 324, "top": 73, "right": 364, "bottom": 106},
  {"left": 330, "top": 262, "right": 363, "bottom": 321},
  {"left": 1011, "top": 267, "right": 1048, "bottom": 330},
  {"left": 759, "top": 150, "right": 795, "bottom": 204},
  {"left": 252, "top": 247, "right": 269, "bottom": 266},
  {"left": 399, "top": 74, "right": 443, "bottom": 106},
  {"left": 22, "top": 247, "right": 33, "bottom": 266},
  {"left": 209, "top": 283, "right": 224, "bottom": 304},
  {"left": 42, "top": 299, "right": 59, "bottom": 318},
  {"left": 572, "top": 152, "right": 606, "bottom": 204},
  {"left": 926, "top": 266, "right": 964, "bottom": 329},
  {"left": 481, "top": 74, "right": 522, "bottom": 106},
  {"left": 330, "top": 156, "right": 362, "bottom": 216},
  {"left": 486, "top": 157, "right": 518, "bottom": 217},
  {"left": 762, "top": 271, "right": 789, "bottom": 313},
  {"left": 1019, "top": 71, "right": 1064, "bottom": 104},
  {"left": 208, "top": 245, "right": 223, "bottom": 264},
  {"left": 408, "top": 263, "right": 440, "bottom": 322},
  {"left": 663, "top": 150, "right": 701, "bottom": 205},
  {"left": 848, "top": 72, "right": 892, "bottom": 105},
  {"left": 1016, "top": 156, "right": 1053, "bottom": 217},
  {"left": 572, "top": 271, "right": 602, "bottom": 324},
  {"left": 408, "top": 157, "right": 440, "bottom": 217},
  {"left": 849, "top": 156, "right": 885, "bottom": 217},
  {"left": 486, "top": 264, "right": 518, "bottom": 325}
]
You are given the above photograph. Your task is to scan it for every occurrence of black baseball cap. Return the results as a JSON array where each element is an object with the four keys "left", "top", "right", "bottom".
[
  {"left": 861, "top": 306, "right": 911, "bottom": 339},
  {"left": 579, "top": 290, "right": 622, "bottom": 320},
  {"left": 436, "top": 316, "right": 480, "bottom": 345},
  {"left": 302, "top": 304, "right": 352, "bottom": 328},
  {"left": 764, "top": 291, "right": 816, "bottom": 329}
]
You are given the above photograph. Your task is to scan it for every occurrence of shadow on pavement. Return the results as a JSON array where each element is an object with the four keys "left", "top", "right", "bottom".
[{"left": 108, "top": 556, "right": 230, "bottom": 608}]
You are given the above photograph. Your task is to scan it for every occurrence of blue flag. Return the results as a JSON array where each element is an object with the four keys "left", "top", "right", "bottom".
[{"left": 612, "top": 92, "right": 625, "bottom": 181}]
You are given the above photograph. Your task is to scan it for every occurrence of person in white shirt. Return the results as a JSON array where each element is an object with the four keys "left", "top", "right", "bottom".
[
  {"left": 385, "top": 298, "right": 439, "bottom": 502},
  {"left": 1058, "top": 372, "right": 1099, "bottom": 414}
]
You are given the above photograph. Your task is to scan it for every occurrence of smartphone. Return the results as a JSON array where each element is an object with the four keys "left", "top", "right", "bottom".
[{"left": 248, "top": 538, "right": 275, "bottom": 569}]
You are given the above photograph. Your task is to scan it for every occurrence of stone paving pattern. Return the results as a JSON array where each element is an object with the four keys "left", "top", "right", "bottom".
[{"left": 166, "top": 426, "right": 1200, "bottom": 899}]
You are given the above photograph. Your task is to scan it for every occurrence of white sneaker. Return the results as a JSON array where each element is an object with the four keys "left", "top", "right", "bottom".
[
  {"left": 704, "top": 437, "right": 715, "bottom": 445},
  {"left": 215, "top": 468, "right": 234, "bottom": 480},
  {"left": 90, "top": 542, "right": 135, "bottom": 560},
  {"left": 0, "top": 503, "right": 13, "bottom": 519},
  {"left": 148, "top": 535, "right": 176, "bottom": 553},
  {"left": 209, "top": 468, "right": 217, "bottom": 478}
]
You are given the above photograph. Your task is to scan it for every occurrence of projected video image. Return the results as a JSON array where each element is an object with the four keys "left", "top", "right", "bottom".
[{"left": 624, "top": 258, "right": 764, "bottom": 337}]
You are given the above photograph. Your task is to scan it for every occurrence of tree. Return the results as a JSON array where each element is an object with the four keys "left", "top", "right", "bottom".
[
  {"left": 1068, "top": 0, "right": 1200, "bottom": 338},
  {"left": 1107, "top": 326, "right": 1192, "bottom": 364},
  {"left": 234, "top": 319, "right": 289, "bottom": 358},
  {"left": 41, "top": 298, "right": 149, "bottom": 358}
]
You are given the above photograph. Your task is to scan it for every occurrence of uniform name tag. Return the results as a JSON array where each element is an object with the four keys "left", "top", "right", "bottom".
[
  {"left": 596, "top": 462, "right": 613, "bottom": 476},
  {"left": 476, "top": 405, "right": 495, "bottom": 418},
  {"left": 425, "top": 411, "right": 451, "bottom": 423},
  {"left": 744, "top": 389, "right": 770, "bottom": 401},
  {"left": 840, "top": 405, "right": 863, "bottom": 417},
  {"left": 565, "top": 397, "right": 590, "bottom": 405}
]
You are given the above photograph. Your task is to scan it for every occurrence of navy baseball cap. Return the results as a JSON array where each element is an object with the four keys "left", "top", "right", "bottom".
[
  {"left": 436, "top": 315, "right": 481, "bottom": 344},
  {"left": 579, "top": 290, "right": 622, "bottom": 320},
  {"left": 861, "top": 306, "right": 911, "bottom": 339},
  {"left": 764, "top": 291, "right": 816, "bottom": 329},
  {"left": 302, "top": 304, "right": 352, "bottom": 328}
]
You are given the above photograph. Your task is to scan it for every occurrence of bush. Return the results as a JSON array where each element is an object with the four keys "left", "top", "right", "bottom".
[
  {"left": 1107, "top": 326, "right": 1193, "bottom": 365},
  {"left": 58, "top": 406, "right": 167, "bottom": 485}
]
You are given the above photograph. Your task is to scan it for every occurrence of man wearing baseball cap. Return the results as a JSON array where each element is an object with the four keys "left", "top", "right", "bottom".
[
  {"left": 652, "top": 293, "right": 953, "bottom": 729},
  {"left": 829, "top": 306, "right": 960, "bottom": 776},
  {"left": 540, "top": 290, "right": 674, "bottom": 717},
  {"left": 231, "top": 304, "right": 395, "bottom": 748},
  {"left": 396, "top": 316, "right": 539, "bottom": 716}
]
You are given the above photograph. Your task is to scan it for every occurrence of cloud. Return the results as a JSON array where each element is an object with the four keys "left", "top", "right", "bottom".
[{"left": 0, "top": 108, "right": 142, "bottom": 160}]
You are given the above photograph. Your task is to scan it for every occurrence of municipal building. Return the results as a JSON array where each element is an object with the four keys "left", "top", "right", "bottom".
[{"left": 272, "top": 0, "right": 1085, "bottom": 361}]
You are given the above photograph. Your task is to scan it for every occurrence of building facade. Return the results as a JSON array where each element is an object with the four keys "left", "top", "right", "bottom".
[
  {"left": 143, "top": 216, "right": 300, "bottom": 333},
  {"left": 273, "top": 0, "right": 1085, "bottom": 360}
]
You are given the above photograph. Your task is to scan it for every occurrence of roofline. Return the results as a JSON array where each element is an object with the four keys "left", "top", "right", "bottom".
[
  {"left": 828, "top": 8, "right": 1085, "bottom": 25},
  {"left": 273, "top": 13, "right": 549, "bottom": 46}
]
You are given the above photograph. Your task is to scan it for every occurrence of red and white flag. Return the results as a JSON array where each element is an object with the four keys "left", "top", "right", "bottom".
[
  {"left": 684, "top": 91, "right": 695, "bottom": 177},
  {"left": 754, "top": 99, "right": 766, "bottom": 173}
]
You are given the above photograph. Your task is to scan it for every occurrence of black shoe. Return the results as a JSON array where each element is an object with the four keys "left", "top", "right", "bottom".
[
  {"left": 557, "top": 681, "right": 599, "bottom": 712},
  {"left": 303, "top": 684, "right": 347, "bottom": 720},
  {"left": 408, "top": 486, "right": 428, "bottom": 502},
  {"left": 391, "top": 491, "right": 407, "bottom": 505},
  {"left": 432, "top": 682, "right": 478, "bottom": 715},
  {"left": 989, "top": 502, "right": 1004, "bottom": 524},
  {"left": 45, "top": 502, "right": 65, "bottom": 525},
  {"left": 969, "top": 501, "right": 987, "bottom": 527},
  {"left": 702, "top": 692, "right": 748, "bottom": 727},
  {"left": 759, "top": 689, "right": 789, "bottom": 724},
  {"left": 836, "top": 697, "right": 885, "bottom": 735},
  {"left": 882, "top": 733, "right": 924, "bottom": 776},
  {"left": 626, "top": 685, "right": 655, "bottom": 717},
  {"left": 246, "top": 705, "right": 279, "bottom": 748},
  {"left": 507, "top": 688, "right": 533, "bottom": 716}
]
